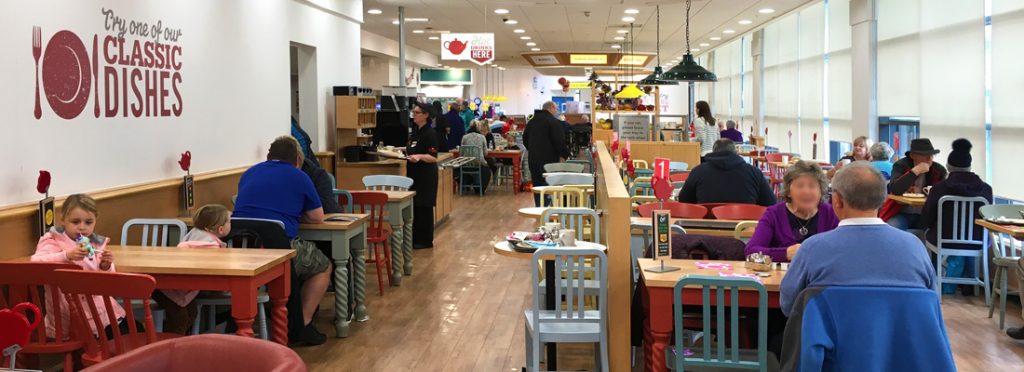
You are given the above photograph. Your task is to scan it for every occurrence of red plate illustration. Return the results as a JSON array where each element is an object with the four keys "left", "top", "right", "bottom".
[{"left": 42, "top": 30, "right": 91, "bottom": 119}]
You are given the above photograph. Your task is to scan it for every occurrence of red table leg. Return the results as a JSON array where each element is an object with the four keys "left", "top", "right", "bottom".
[
  {"left": 513, "top": 153, "right": 521, "bottom": 194},
  {"left": 643, "top": 285, "right": 674, "bottom": 372},
  {"left": 267, "top": 262, "right": 291, "bottom": 345},
  {"left": 230, "top": 277, "right": 258, "bottom": 339}
]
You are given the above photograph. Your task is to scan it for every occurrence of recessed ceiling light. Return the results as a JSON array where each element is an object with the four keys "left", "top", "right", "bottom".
[
  {"left": 494, "top": 8, "right": 509, "bottom": 14},
  {"left": 617, "top": 29, "right": 629, "bottom": 34},
  {"left": 710, "top": 36, "right": 721, "bottom": 41},
  {"left": 504, "top": 19, "right": 518, "bottom": 25},
  {"left": 531, "top": 48, "right": 540, "bottom": 51},
  {"left": 413, "top": 29, "right": 425, "bottom": 34},
  {"left": 759, "top": 8, "right": 775, "bottom": 14},
  {"left": 526, "top": 42, "right": 536, "bottom": 46},
  {"left": 393, "top": 18, "right": 429, "bottom": 24},
  {"left": 624, "top": 9, "right": 639, "bottom": 14},
  {"left": 367, "top": 9, "right": 382, "bottom": 15},
  {"left": 690, "top": 48, "right": 700, "bottom": 52},
  {"left": 614, "top": 36, "right": 625, "bottom": 40},
  {"left": 520, "top": 36, "right": 531, "bottom": 40},
  {"left": 392, "top": 20, "right": 399, "bottom": 25},
  {"left": 699, "top": 42, "right": 710, "bottom": 47},
  {"left": 621, "top": 16, "right": 635, "bottom": 22},
  {"left": 723, "top": 29, "right": 735, "bottom": 34},
  {"left": 514, "top": 29, "right": 525, "bottom": 33},
  {"left": 429, "top": 36, "right": 439, "bottom": 40},
  {"left": 738, "top": 19, "right": 752, "bottom": 25},
  {"left": 611, "top": 45, "right": 621, "bottom": 49},
  {"left": 443, "top": 65, "right": 450, "bottom": 68}
]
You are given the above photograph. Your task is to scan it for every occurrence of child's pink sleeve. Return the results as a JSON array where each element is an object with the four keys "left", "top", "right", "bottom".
[{"left": 31, "top": 239, "right": 69, "bottom": 263}]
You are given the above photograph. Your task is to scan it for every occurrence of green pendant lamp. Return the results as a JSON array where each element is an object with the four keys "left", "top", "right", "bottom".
[
  {"left": 639, "top": 5, "right": 678, "bottom": 86},
  {"left": 615, "top": 23, "right": 645, "bottom": 99},
  {"left": 663, "top": 0, "right": 717, "bottom": 82}
]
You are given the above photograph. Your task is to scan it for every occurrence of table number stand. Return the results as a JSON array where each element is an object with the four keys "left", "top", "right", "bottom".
[{"left": 645, "top": 210, "right": 679, "bottom": 273}]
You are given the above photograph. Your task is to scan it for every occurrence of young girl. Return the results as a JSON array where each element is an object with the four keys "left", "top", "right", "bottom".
[
  {"left": 32, "top": 194, "right": 125, "bottom": 339},
  {"left": 152, "top": 204, "right": 231, "bottom": 335}
]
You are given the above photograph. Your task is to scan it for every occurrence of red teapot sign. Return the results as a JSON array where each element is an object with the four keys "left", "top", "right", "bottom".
[{"left": 441, "top": 33, "right": 494, "bottom": 66}]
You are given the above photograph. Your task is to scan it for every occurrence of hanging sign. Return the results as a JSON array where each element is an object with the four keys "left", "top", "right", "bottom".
[
  {"left": 441, "top": 33, "right": 494, "bottom": 65},
  {"left": 615, "top": 114, "right": 651, "bottom": 141}
]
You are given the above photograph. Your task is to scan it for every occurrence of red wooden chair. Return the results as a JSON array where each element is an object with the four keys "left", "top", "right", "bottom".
[
  {"left": 53, "top": 269, "right": 179, "bottom": 367},
  {"left": 669, "top": 172, "right": 689, "bottom": 183},
  {"left": 711, "top": 204, "right": 768, "bottom": 221},
  {"left": 637, "top": 201, "right": 707, "bottom": 219},
  {"left": 0, "top": 262, "right": 83, "bottom": 372},
  {"left": 350, "top": 191, "right": 392, "bottom": 295},
  {"left": 78, "top": 334, "right": 305, "bottom": 372},
  {"left": 698, "top": 203, "right": 731, "bottom": 219},
  {"left": 764, "top": 153, "right": 787, "bottom": 197}
]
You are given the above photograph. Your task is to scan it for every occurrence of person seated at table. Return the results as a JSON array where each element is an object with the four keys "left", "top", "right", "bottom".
[
  {"left": 677, "top": 139, "right": 776, "bottom": 206},
  {"left": 301, "top": 158, "right": 344, "bottom": 214},
  {"left": 719, "top": 120, "right": 744, "bottom": 143},
  {"left": 490, "top": 114, "right": 507, "bottom": 134},
  {"left": 883, "top": 138, "right": 949, "bottom": 230},
  {"left": 233, "top": 136, "right": 331, "bottom": 346},
  {"left": 781, "top": 162, "right": 936, "bottom": 317},
  {"left": 921, "top": 139, "right": 992, "bottom": 293},
  {"left": 827, "top": 135, "right": 872, "bottom": 178},
  {"left": 33, "top": 194, "right": 129, "bottom": 339},
  {"left": 868, "top": 141, "right": 895, "bottom": 179},
  {"left": 461, "top": 120, "right": 494, "bottom": 193},
  {"left": 152, "top": 204, "right": 231, "bottom": 335},
  {"left": 746, "top": 161, "right": 839, "bottom": 262}
]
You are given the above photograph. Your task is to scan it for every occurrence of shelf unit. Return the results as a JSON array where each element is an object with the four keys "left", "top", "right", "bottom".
[
  {"left": 335, "top": 96, "right": 377, "bottom": 152},
  {"left": 589, "top": 73, "right": 661, "bottom": 140}
]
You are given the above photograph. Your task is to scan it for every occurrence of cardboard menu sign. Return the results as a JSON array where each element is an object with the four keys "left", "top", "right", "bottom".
[{"left": 645, "top": 210, "right": 679, "bottom": 273}]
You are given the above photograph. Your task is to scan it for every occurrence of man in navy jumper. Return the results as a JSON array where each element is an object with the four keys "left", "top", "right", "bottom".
[{"left": 781, "top": 162, "right": 936, "bottom": 316}]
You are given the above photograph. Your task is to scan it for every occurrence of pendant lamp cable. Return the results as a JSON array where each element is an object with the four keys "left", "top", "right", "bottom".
[{"left": 685, "top": 0, "right": 691, "bottom": 52}]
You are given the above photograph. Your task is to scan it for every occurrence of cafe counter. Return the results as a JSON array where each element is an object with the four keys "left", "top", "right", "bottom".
[{"left": 335, "top": 152, "right": 453, "bottom": 226}]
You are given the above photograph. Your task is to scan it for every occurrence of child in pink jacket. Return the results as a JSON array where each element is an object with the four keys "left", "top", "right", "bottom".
[
  {"left": 151, "top": 204, "right": 231, "bottom": 334},
  {"left": 32, "top": 194, "right": 126, "bottom": 339}
]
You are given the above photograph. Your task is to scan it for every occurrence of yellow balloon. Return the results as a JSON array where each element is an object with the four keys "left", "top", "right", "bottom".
[
  {"left": 469, "top": 103, "right": 477, "bottom": 110},
  {"left": 481, "top": 103, "right": 490, "bottom": 112}
]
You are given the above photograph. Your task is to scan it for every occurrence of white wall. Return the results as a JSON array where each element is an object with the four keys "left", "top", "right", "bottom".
[
  {"left": 464, "top": 67, "right": 565, "bottom": 115},
  {"left": 0, "top": 0, "right": 362, "bottom": 206}
]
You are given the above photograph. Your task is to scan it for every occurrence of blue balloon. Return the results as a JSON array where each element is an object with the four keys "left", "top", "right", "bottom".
[{"left": 473, "top": 97, "right": 482, "bottom": 105}]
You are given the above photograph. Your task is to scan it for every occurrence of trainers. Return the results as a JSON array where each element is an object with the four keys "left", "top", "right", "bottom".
[
  {"left": 1008, "top": 327, "right": 1024, "bottom": 340},
  {"left": 289, "top": 323, "right": 327, "bottom": 347}
]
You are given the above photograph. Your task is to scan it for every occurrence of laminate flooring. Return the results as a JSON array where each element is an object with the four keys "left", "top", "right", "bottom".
[{"left": 295, "top": 187, "right": 1024, "bottom": 371}]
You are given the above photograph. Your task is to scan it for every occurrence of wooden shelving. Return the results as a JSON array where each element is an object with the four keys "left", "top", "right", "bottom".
[{"left": 334, "top": 96, "right": 377, "bottom": 154}]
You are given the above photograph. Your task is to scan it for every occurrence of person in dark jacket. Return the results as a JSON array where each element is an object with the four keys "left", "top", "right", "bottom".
[
  {"left": 523, "top": 102, "right": 570, "bottom": 203},
  {"left": 719, "top": 120, "right": 744, "bottom": 143},
  {"left": 301, "top": 158, "right": 343, "bottom": 214},
  {"left": 291, "top": 117, "right": 316, "bottom": 162},
  {"left": 887, "top": 138, "right": 949, "bottom": 230},
  {"left": 677, "top": 139, "right": 777, "bottom": 206},
  {"left": 431, "top": 101, "right": 450, "bottom": 152},
  {"left": 445, "top": 103, "right": 466, "bottom": 151},
  {"left": 922, "top": 138, "right": 992, "bottom": 248}
]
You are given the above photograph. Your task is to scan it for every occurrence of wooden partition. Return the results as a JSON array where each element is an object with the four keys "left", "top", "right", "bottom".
[
  {"left": 0, "top": 167, "right": 244, "bottom": 260},
  {"left": 628, "top": 141, "right": 702, "bottom": 168},
  {"left": 594, "top": 141, "right": 633, "bottom": 371}
]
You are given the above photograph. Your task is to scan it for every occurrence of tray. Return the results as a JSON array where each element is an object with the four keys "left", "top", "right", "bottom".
[{"left": 988, "top": 216, "right": 1024, "bottom": 226}]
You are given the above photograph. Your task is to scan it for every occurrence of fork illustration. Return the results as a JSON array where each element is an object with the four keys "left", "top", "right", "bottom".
[{"left": 33, "top": 26, "right": 41, "bottom": 119}]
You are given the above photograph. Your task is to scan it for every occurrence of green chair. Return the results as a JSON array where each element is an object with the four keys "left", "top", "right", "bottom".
[{"left": 667, "top": 275, "right": 778, "bottom": 371}]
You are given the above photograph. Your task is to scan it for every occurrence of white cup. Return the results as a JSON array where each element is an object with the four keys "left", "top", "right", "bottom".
[
  {"left": 559, "top": 229, "right": 576, "bottom": 247},
  {"left": 781, "top": 155, "right": 790, "bottom": 163}
]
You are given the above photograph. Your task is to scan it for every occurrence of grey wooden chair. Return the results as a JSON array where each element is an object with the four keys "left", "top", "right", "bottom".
[
  {"left": 925, "top": 195, "right": 991, "bottom": 305},
  {"left": 979, "top": 204, "right": 1024, "bottom": 329},
  {"left": 457, "top": 145, "right": 485, "bottom": 196},
  {"left": 544, "top": 162, "right": 586, "bottom": 173},
  {"left": 525, "top": 248, "right": 609, "bottom": 372},
  {"left": 362, "top": 175, "right": 414, "bottom": 191}
]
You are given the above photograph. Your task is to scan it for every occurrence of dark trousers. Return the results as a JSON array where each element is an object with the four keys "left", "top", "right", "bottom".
[
  {"left": 104, "top": 318, "right": 145, "bottom": 339},
  {"left": 529, "top": 161, "right": 548, "bottom": 206},
  {"left": 151, "top": 290, "right": 198, "bottom": 335},
  {"left": 413, "top": 206, "right": 434, "bottom": 246}
]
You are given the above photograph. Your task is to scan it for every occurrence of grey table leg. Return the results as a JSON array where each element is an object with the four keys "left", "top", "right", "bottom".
[
  {"left": 332, "top": 253, "right": 350, "bottom": 337},
  {"left": 387, "top": 201, "right": 405, "bottom": 286},
  {"left": 403, "top": 201, "right": 414, "bottom": 276},
  {"left": 350, "top": 226, "right": 369, "bottom": 321}
]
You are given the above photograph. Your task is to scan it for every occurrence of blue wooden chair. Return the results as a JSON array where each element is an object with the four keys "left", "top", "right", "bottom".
[
  {"left": 362, "top": 175, "right": 414, "bottom": 191},
  {"left": 456, "top": 145, "right": 485, "bottom": 196}
]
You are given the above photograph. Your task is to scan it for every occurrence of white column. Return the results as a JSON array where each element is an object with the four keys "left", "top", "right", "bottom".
[
  {"left": 849, "top": 0, "right": 877, "bottom": 140},
  {"left": 750, "top": 30, "right": 765, "bottom": 136},
  {"left": 398, "top": 6, "right": 407, "bottom": 88}
]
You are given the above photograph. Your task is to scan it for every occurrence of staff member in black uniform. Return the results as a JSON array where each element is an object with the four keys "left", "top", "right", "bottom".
[{"left": 407, "top": 102, "right": 440, "bottom": 249}]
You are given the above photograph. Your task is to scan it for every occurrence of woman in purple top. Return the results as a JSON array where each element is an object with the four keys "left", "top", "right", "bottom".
[{"left": 746, "top": 161, "right": 839, "bottom": 262}]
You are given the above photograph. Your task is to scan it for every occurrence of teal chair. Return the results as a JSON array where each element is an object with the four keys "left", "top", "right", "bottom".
[
  {"left": 667, "top": 275, "right": 778, "bottom": 371},
  {"left": 327, "top": 173, "right": 353, "bottom": 213}
]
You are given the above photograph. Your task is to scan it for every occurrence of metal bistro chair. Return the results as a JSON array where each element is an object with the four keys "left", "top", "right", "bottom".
[
  {"left": 363, "top": 175, "right": 414, "bottom": 191},
  {"left": 925, "top": 195, "right": 991, "bottom": 305},
  {"left": 538, "top": 208, "right": 603, "bottom": 300},
  {"left": 539, "top": 186, "right": 586, "bottom": 208},
  {"left": 670, "top": 161, "right": 689, "bottom": 173},
  {"left": 544, "top": 162, "right": 586, "bottom": 173},
  {"left": 567, "top": 159, "right": 593, "bottom": 174},
  {"left": 457, "top": 145, "right": 486, "bottom": 196},
  {"left": 979, "top": 204, "right": 1024, "bottom": 329},
  {"left": 524, "top": 248, "right": 609, "bottom": 372},
  {"left": 667, "top": 275, "right": 776, "bottom": 372},
  {"left": 120, "top": 219, "right": 189, "bottom": 333},
  {"left": 547, "top": 173, "right": 594, "bottom": 187}
]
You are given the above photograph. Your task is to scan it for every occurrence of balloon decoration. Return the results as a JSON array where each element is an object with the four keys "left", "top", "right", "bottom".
[{"left": 558, "top": 77, "right": 570, "bottom": 93}]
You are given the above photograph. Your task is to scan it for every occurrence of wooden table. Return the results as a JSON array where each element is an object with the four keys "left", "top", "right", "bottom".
[
  {"left": 51, "top": 245, "right": 295, "bottom": 345},
  {"left": 377, "top": 190, "right": 416, "bottom": 286},
  {"left": 638, "top": 258, "right": 785, "bottom": 372},
  {"left": 297, "top": 213, "right": 368, "bottom": 337},
  {"left": 976, "top": 219, "right": 1024, "bottom": 240},
  {"left": 629, "top": 217, "right": 754, "bottom": 238},
  {"left": 888, "top": 194, "right": 927, "bottom": 207},
  {"left": 451, "top": 149, "right": 522, "bottom": 194},
  {"left": 518, "top": 207, "right": 547, "bottom": 220}
]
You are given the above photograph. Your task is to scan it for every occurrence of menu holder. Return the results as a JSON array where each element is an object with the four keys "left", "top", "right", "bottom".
[
  {"left": 181, "top": 175, "right": 195, "bottom": 214},
  {"left": 38, "top": 197, "right": 54, "bottom": 236},
  {"left": 645, "top": 210, "right": 679, "bottom": 273}
]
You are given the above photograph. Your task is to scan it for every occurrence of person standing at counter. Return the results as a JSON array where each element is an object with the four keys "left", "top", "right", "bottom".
[
  {"left": 460, "top": 100, "right": 476, "bottom": 132},
  {"left": 524, "top": 101, "right": 569, "bottom": 205},
  {"left": 431, "top": 101, "right": 450, "bottom": 152},
  {"left": 408, "top": 102, "right": 440, "bottom": 249},
  {"left": 693, "top": 100, "right": 720, "bottom": 158},
  {"left": 445, "top": 102, "right": 466, "bottom": 151}
]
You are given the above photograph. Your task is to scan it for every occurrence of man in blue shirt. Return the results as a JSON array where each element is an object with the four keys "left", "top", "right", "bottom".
[
  {"left": 781, "top": 162, "right": 936, "bottom": 316},
  {"left": 233, "top": 136, "right": 331, "bottom": 345}
]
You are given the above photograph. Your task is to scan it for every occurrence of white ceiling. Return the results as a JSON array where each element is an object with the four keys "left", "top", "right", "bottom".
[{"left": 361, "top": 0, "right": 814, "bottom": 70}]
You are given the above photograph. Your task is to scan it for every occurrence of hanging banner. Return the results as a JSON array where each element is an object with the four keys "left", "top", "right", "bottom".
[{"left": 441, "top": 33, "right": 494, "bottom": 65}]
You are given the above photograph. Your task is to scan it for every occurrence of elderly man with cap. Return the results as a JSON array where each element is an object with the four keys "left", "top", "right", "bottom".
[{"left": 885, "top": 138, "right": 948, "bottom": 230}]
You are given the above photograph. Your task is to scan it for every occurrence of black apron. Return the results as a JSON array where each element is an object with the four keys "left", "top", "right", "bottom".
[{"left": 407, "top": 124, "right": 439, "bottom": 207}]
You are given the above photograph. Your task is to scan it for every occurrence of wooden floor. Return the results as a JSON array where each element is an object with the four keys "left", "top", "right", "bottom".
[{"left": 296, "top": 187, "right": 1024, "bottom": 371}]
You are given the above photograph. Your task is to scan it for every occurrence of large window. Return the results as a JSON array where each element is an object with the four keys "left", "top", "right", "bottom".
[{"left": 991, "top": 0, "right": 1024, "bottom": 200}]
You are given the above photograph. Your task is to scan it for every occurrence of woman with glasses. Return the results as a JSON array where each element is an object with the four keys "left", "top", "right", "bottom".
[{"left": 406, "top": 102, "right": 440, "bottom": 249}]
